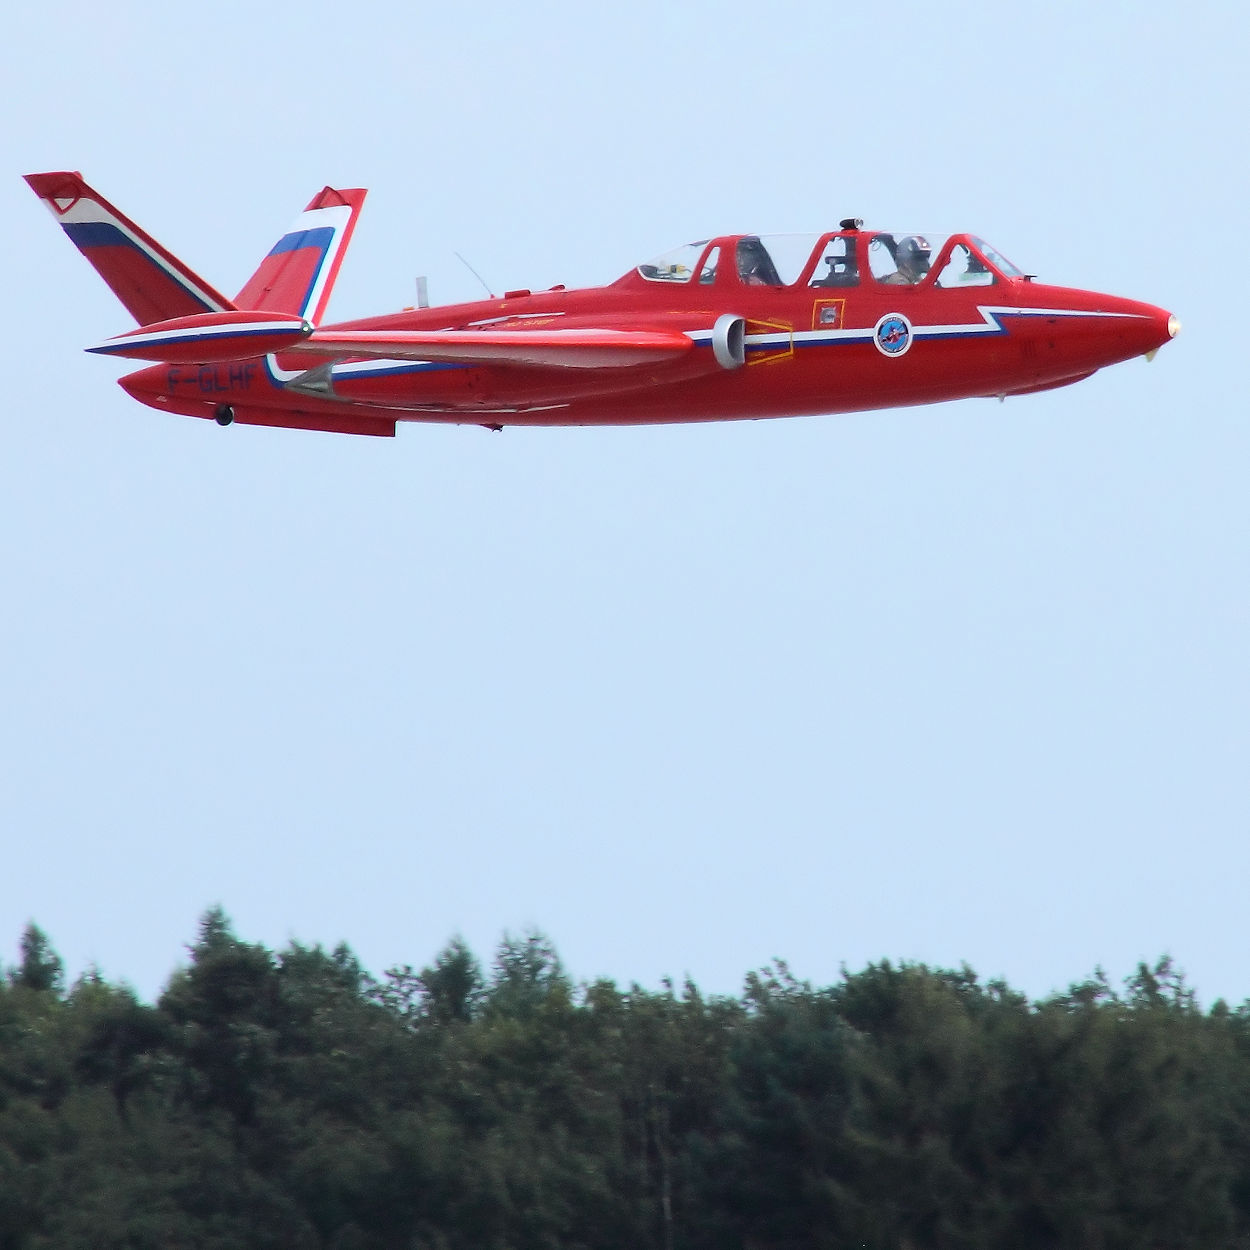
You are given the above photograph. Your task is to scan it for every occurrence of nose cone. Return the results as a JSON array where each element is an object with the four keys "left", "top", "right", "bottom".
[
  {"left": 1142, "top": 302, "right": 1180, "bottom": 355},
  {"left": 1005, "top": 282, "right": 1180, "bottom": 392},
  {"left": 1103, "top": 295, "right": 1178, "bottom": 358},
  {"left": 1142, "top": 311, "right": 1181, "bottom": 362},
  {"left": 1036, "top": 284, "right": 1179, "bottom": 370}
]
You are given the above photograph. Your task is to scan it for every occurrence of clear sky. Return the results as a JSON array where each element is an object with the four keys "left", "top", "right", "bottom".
[{"left": 2, "top": 0, "right": 1246, "bottom": 1006}]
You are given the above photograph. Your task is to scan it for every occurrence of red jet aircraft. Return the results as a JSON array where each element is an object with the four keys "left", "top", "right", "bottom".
[{"left": 26, "top": 172, "right": 1179, "bottom": 438}]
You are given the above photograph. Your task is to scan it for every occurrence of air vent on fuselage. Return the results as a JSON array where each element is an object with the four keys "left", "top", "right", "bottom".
[{"left": 712, "top": 314, "right": 746, "bottom": 370}]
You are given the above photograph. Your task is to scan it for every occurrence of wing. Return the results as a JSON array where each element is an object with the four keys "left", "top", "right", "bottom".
[{"left": 288, "top": 326, "right": 694, "bottom": 370}]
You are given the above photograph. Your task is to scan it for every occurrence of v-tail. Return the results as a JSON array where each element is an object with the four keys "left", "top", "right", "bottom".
[{"left": 24, "top": 172, "right": 367, "bottom": 364}]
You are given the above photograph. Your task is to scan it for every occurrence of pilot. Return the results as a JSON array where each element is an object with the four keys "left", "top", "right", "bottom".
[
  {"left": 881, "top": 235, "right": 931, "bottom": 285},
  {"left": 737, "top": 238, "right": 776, "bottom": 285}
]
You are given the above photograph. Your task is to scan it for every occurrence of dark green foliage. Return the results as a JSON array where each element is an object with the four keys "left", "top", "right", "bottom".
[
  {"left": 3, "top": 919, "right": 1250, "bottom": 1249},
  {"left": 10, "top": 924, "right": 63, "bottom": 995},
  {"left": 373, "top": 937, "right": 485, "bottom": 1027}
]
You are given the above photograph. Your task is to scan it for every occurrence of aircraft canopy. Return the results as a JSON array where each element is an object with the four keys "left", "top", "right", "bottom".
[{"left": 634, "top": 232, "right": 1025, "bottom": 289}]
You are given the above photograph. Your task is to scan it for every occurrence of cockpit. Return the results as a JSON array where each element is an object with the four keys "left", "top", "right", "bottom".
[{"left": 633, "top": 231, "right": 1024, "bottom": 289}]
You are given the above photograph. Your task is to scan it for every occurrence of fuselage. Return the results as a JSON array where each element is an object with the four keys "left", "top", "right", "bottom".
[{"left": 119, "top": 229, "right": 1177, "bottom": 436}]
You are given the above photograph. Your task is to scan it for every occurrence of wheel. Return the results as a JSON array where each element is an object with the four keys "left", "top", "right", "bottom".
[{"left": 214, "top": 405, "right": 235, "bottom": 426}]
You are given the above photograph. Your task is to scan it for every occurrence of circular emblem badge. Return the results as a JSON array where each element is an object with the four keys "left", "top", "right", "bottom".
[{"left": 873, "top": 313, "right": 913, "bottom": 357}]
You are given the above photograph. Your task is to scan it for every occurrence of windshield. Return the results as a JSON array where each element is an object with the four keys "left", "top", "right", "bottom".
[
  {"left": 637, "top": 241, "right": 707, "bottom": 283},
  {"left": 970, "top": 236, "right": 1024, "bottom": 277}
]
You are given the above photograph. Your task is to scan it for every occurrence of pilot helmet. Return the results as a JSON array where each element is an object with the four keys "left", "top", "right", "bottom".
[{"left": 897, "top": 235, "right": 932, "bottom": 277}]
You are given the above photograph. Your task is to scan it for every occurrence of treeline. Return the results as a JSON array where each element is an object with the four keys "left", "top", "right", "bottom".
[{"left": 3, "top": 912, "right": 1250, "bottom": 1250}]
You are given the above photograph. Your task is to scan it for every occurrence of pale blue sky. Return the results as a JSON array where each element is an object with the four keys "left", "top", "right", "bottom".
[{"left": 2, "top": 0, "right": 1246, "bottom": 1004}]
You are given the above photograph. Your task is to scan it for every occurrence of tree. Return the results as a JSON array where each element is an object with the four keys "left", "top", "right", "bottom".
[
  {"left": 158, "top": 907, "right": 280, "bottom": 1126},
  {"left": 11, "top": 923, "right": 63, "bottom": 995},
  {"left": 419, "top": 937, "right": 484, "bottom": 1026},
  {"left": 72, "top": 981, "right": 170, "bottom": 1121},
  {"left": 372, "top": 937, "right": 485, "bottom": 1027},
  {"left": 486, "top": 930, "right": 569, "bottom": 1020}
]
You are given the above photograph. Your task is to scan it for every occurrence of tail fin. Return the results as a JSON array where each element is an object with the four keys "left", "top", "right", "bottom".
[
  {"left": 24, "top": 171, "right": 235, "bottom": 325},
  {"left": 234, "top": 187, "right": 366, "bottom": 323}
]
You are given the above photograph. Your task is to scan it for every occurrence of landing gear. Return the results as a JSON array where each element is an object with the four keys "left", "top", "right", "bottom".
[{"left": 214, "top": 404, "right": 235, "bottom": 426}]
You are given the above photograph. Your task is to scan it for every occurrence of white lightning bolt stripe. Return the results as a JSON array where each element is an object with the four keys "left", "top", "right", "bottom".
[
  {"left": 269, "top": 305, "right": 1152, "bottom": 384},
  {"left": 909, "top": 305, "right": 1151, "bottom": 341},
  {"left": 689, "top": 306, "right": 1152, "bottom": 352}
]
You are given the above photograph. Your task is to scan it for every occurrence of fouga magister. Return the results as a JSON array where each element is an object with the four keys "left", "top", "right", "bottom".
[{"left": 26, "top": 172, "right": 1179, "bottom": 438}]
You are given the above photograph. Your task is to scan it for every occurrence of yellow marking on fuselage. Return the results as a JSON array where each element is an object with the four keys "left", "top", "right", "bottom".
[
  {"left": 812, "top": 298, "right": 846, "bottom": 331},
  {"left": 746, "top": 317, "right": 794, "bottom": 367}
]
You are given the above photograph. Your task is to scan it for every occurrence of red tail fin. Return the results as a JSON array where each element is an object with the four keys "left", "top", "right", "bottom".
[
  {"left": 234, "top": 187, "right": 367, "bottom": 322},
  {"left": 25, "top": 171, "right": 235, "bottom": 325}
]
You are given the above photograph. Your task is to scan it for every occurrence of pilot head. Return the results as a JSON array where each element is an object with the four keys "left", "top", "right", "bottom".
[
  {"left": 897, "top": 235, "right": 932, "bottom": 282},
  {"left": 737, "top": 238, "right": 768, "bottom": 281}
]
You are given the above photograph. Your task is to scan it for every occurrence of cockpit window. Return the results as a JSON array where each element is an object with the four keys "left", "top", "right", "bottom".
[
  {"left": 737, "top": 237, "right": 783, "bottom": 285},
  {"left": 732, "top": 234, "right": 826, "bottom": 285},
  {"left": 698, "top": 246, "right": 720, "bottom": 284},
  {"left": 868, "top": 233, "right": 934, "bottom": 285},
  {"left": 970, "top": 237, "right": 1024, "bottom": 278},
  {"left": 640, "top": 234, "right": 830, "bottom": 287},
  {"left": 935, "top": 242, "right": 995, "bottom": 287},
  {"left": 809, "top": 235, "right": 859, "bottom": 287},
  {"left": 764, "top": 235, "right": 824, "bottom": 284},
  {"left": 637, "top": 241, "right": 707, "bottom": 283}
]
